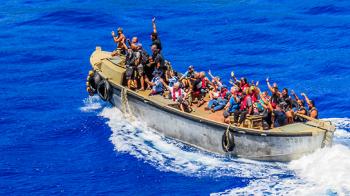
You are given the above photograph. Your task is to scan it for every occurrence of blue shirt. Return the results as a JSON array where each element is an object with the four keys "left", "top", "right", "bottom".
[
  {"left": 152, "top": 76, "right": 163, "bottom": 93},
  {"left": 168, "top": 76, "right": 178, "bottom": 87},
  {"left": 228, "top": 96, "right": 240, "bottom": 113}
]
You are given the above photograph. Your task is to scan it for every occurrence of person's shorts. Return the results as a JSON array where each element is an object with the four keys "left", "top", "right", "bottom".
[
  {"left": 137, "top": 64, "right": 144, "bottom": 76},
  {"left": 125, "top": 66, "right": 134, "bottom": 80}
]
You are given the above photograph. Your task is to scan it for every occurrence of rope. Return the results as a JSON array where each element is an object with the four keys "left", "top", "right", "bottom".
[
  {"left": 120, "top": 87, "right": 135, "bottom": 121},
  {"left": 121, "top": 87, "right": 127, "bottom": 114}
]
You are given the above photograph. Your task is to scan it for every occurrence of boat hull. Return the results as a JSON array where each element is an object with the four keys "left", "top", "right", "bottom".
[{"left": 109, "top": 86, "right": 325, "bottom": 162}]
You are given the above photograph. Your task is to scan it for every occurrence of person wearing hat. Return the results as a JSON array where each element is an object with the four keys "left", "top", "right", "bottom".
[
  {"left": 151, "top": 17, "right": 162, "bottom": 51},
  {"left": 301, "top": 93, "right": 318, "bottom": 119},
  {"left": 111, "top": 27, "right": 127, "bottom": 56},
  {"left": 179, "top": 65, "right": 195, "bottom": 88}
]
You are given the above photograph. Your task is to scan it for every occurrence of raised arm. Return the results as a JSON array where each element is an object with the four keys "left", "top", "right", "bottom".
[
  {"left": 231, "top": 71, "right": 238, "bottom": 82},
  {"left": 291, "top": 90, "right": 300, "bottom": 101},
  {"left": 260, "top": 93, "right": 273, "bottom": 111},
  {"left": 208, "top": 70, "right": 214, "bottom": 79},
  {"left": 152, "top": 17, "right": 157, "bottom": 34},
  {"left": 266, "top": 77, "right": 275, "bottom": 94},
  {"left": 208, "top": 70, "right": 223, "bottom": 87},
  {"left": 112, "top": 31, "right": 122, "bottom": 42},
  {"left": 301, "top": 93, "right": 311, "bottom": 105}
]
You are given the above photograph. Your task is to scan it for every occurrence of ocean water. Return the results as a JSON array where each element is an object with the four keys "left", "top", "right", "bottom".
[{"left": 1, "top": 0, "right": 350, "bottom": 195}]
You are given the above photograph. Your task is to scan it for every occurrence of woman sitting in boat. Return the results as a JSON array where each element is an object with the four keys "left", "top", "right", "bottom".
[
  {"left": 290, "top": 90, "right": 307, "bottom": 122},
  {"left": 161, "top": 81, "right": 191, "bottom": 112},
  {"left": 165, "top": 69, "right": 179, "bottom": 88},
  {"left": 208, "top": 70, "right": 223, "bottom": 88},
  {"left": 301, "top": 93, "right": 318, "bottom": 119},
  {"left": 206, "top": 85, "right": 229, "bottom": 113},
  {"left": 255, "top": 91, "right": 272, "bottom": 128}
]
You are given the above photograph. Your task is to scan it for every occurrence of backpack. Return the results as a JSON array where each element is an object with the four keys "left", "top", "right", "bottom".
[{"left": 140, "top": 49, "right": 149, "bottom": 65}]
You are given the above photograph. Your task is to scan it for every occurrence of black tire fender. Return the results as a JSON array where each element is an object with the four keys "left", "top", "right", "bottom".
[
  {"left": 222, "top": 129, "right": 235, "bottom": 152},
  {"left": 97, "top": 79, "right": 112, "bottom": 101},
  {"left": 89, "top": 72, "right": 102, "bottom": 92}
]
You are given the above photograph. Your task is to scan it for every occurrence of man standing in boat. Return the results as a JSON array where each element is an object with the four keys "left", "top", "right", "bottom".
[
  {"left": 111, "top": 27, "right": 127, "bottom": 56},
  {"left": 151, "top": 44, "right": 166, "bottom": 77},
  {"left": 151, "top": 17, "right": 162, "bottom": 51}
]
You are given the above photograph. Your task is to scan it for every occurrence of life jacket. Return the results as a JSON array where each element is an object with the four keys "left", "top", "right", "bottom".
[
  {"left": 240, "top": 95, "right": 251, "bottom": 111},
  {"left": 201, "top": 78, "right": 206, "bottom": 89},
  {"left": 172, "top": 88, "right": 182, "bottom": 101},
  {"left": 241, "top": 83, "right": 249, "bottom": 91},
  {"left": 251, "top": 92, "right": 258, "bottom": 103},
  {"left": 270, "top": 94, "right": 279, "bottom": 109},
  {"left": 219, "top": 89, "right": 228, "bottom": 99},
  {"left": 308, "top": 107, "right": 318, "bottom": 119},
  {"left": 140, "top": 48, "right": 149, "bottom": 65}
]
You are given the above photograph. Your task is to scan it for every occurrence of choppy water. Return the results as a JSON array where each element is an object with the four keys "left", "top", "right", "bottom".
[{"left": 1, "top": 0, "right": 350, "bottom": 195}]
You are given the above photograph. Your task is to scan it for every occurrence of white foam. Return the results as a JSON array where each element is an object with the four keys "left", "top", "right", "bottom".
[
  {"left": 96, "top": 105, "right": 350, "bottom": 195},
  {"left": 80, "top": 95, "right": 103, "bottom": 112},
  {"left": 288, "top": 144, "right": 350, "bottom": 195},
  {"left": 215, "top": 144, "right": 350, "bottom": 195},
  {"left": 214, "top": 118, "right": 350, "bottom": 196}
]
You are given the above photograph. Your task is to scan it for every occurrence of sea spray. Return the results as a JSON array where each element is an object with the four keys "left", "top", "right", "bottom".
[{"left": 80, "top": 95, "right": 103, "bottom": 112}]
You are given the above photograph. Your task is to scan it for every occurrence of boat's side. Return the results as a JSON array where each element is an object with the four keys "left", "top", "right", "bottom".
[{"left": 109, "top": 84, "right": 325, "bottom": 161}]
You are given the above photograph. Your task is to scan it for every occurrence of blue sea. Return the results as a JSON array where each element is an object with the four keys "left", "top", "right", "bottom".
[{"left": 1, "top": 0, "right": 350, "bottom": 195}]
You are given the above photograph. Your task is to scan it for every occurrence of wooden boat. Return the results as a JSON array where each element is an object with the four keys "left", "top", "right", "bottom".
[{"left": 87, "top": 46, "right": 336, "bottom": 162}]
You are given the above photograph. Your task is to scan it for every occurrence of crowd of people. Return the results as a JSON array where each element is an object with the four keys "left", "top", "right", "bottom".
[{"left": 111, "top": 18, "right": 319, "bottom": 129}]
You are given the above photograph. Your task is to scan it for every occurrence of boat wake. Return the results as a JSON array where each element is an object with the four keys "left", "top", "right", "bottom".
[{"left": 81, "top": 98, "right": 350, "bottom": 195}]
